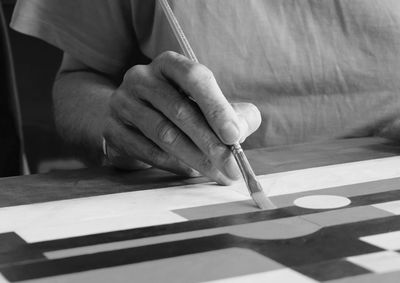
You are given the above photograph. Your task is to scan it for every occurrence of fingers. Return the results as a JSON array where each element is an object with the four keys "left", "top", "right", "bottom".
[
  {"left": 131, "top": 77, "right": 241, "bottom": 181},
  {"left": 111, "top": 94, "right": 235, "bottom": 184},
  {"left": 103, "top": 118, "right": 199, "bottom": 178},
  {"left": 106, "top": 51, "right": 261, "bottom": 184},
  {"left": 152, "top": 51, "right": 243, "bottom": 145}
]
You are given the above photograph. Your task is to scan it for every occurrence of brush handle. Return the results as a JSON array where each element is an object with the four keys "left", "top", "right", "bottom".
[
  {"left": 231, "top": 144, "right": 263, "bottom": 194},
  {"left": 159, "top": 0, "right": 198, "bottom": 62},
  {"left": 158, "top": 0, "right": 266, "bottom": 198}
]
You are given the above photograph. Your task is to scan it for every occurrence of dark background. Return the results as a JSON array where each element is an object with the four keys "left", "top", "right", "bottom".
[{"left": 2, "top": 0, "right": 84, "bottom": 173}]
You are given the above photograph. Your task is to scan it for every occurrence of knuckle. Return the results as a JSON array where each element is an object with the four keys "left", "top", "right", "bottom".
[
  {"left": 205, "top": 141, "right": 227, "bottom": 158},
  {"left": 185, "top": 64, "right": 214, "bottom": 88},
  {"left": 154, "top": 51, "right": 180, "bottom": 68},
  {"left": 123, "top": 64, "right": 148, "bottom": 84},
  {"left": 172, "top": 100, "right": 194, "bottom": 122},
  {"left": 156, "top": 120, "right": 180, "bottom": 145},
  {"left": 154, "top": 51, "right": 190, "bottom": 77},
  {"left": 205, "top": 107, "right": 221, "bottom": 120},
  {"left": 204, "top": 106, "right": 229, "bottom": 125},
  {"left": 160, "top": 50, "right": 180, "bottom": 61}
]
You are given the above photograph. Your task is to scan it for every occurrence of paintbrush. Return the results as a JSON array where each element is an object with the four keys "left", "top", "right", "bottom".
[{"left": 158, "top": 0, "right": 275, "bottom": 209}]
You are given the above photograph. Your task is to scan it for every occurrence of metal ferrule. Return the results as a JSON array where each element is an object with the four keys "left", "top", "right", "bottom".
[{"left": 231, "top": 143, "right": 262, "bottom": 195}]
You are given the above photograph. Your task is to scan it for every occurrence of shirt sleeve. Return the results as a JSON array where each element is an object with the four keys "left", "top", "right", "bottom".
[{"left": 11, "top": 0, "right": 137, "bottom": 76}]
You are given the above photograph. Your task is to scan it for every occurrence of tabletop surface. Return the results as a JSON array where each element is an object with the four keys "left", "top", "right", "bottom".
[
  {"left": 1, "top": 137, "right": 400, "bottom": 282},
  {"left": 1, "top": 137, "right": 399, "bottom": 207}
]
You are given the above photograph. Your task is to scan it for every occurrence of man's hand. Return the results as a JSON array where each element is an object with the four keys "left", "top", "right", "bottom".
[{"left": 103, "top": 51, "right": 261, "bottom": 184}]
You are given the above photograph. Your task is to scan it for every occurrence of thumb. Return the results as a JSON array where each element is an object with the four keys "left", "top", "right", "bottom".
[{"left": 231, "top": 102, "right": 262, "bottom": 143}]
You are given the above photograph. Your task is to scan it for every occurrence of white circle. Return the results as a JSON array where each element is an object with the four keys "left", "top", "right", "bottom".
[{"left": 293, "top": 195, "right": 351, "bottom": 209}]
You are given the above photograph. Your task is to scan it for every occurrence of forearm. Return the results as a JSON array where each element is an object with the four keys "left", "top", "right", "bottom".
[{"left": 53, "top": 70, "right": 116, "bottom": 153}]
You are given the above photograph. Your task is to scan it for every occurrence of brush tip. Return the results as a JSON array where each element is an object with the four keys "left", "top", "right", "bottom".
[{"left": 252, "top": 192, "right": 276, "bottom": 210}]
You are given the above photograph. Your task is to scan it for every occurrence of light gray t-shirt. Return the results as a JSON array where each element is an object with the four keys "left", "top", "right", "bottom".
[{"left": 11, "top": 0, "right": 400, "bottom": 148}]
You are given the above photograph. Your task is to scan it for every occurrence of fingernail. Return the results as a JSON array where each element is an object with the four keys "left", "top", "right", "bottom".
[
  {"left": 215, "top": 171, "right": 233, "bottom": 186},
  {"left": 219, "top": 122, "right": 240, "bottom": 144},
  {"left": 224, "top": 157, "right": 241, "bottom": 180},
  {"left": 188, "top": 168, "right": 202, "bottom": 177}
]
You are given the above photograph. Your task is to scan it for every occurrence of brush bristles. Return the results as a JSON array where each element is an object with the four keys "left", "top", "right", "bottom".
[{"left": 251, "top": 192, "right": 276, "bottom": 210}]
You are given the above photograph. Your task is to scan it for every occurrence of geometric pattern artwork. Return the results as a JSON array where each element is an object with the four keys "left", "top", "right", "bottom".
[
  {"left": 2, "top": 140, "right": 400, "bottom": 283},
  {"left": 1, "top": 186, "right": 400, "bottom": 282}
]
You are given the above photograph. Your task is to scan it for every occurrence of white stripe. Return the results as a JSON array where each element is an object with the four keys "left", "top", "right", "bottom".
[
  {"left": 0, "top": 185, "right": 248, "bottom": 243},
  {"left": 202, "top": 269, "right": 318, "bottom": 283},
  {"left": 347, "top": 251, "right": 400, "bottom": 273},
  {"left": 360, "top": 230, "right": 400, "bottom": 251},
  {"left": 373, "top": 200, "right": 400, "bottom": 215},
  {"left": 1, "top": 156, "right": 400, "bottom": 243},
  {"left": 17, "top": 212, "right": 187, "bottom": 243},
  {"left": 259, "top": 156, "right": 400, "bottom": 196}
]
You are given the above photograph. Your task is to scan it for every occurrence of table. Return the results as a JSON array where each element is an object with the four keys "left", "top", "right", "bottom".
[{"left": 1, "top": 137, "right": 400, "bottom": 282}]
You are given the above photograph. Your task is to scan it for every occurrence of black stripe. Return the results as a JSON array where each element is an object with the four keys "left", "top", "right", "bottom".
[
  {"left": 293, "top": 259, "right": 370, "bottom": 281},
  {"left": 2, "top": 215, "right": 399, "bottom": 281},
  {"left": 1, "top": 190, "right": 400, "bottom": 281},
  {"left": 31, "top": 189, "right": 400, "bottom": 252}
]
